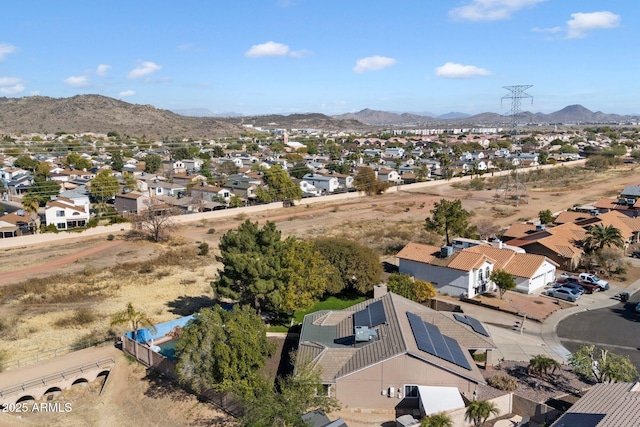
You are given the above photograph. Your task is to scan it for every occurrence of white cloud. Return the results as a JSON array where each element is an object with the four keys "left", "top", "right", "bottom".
[
  {"left": 118, "top": 90, "right": 136, "bottom": 98},
  {"left": 531, "top": 26, "right": 562, "bottom": 34},
  {"left": 567, "top": 11, "right": 620, "bottom": 38},
  {"left": 0, "top": 43, "right": 18, "bottom": 60},
  {"left": 353, "top": 56, "right": 397, "bottom": 74},
  {"left": 64, "top": 75, "right": 91, "bottom": 87},
  {"left": 435, "top": 62, "right": 492, "bottom": 79},
  {"left": 245, "top": 41, "right": 290, "bottom": 58},
  {"left": 450, "top": 0, "right": 547, "bottom": 22},
  {"left": 96, "top": 64, "right": 111, "bottom": 77},
  {"left": 127, "top": 61, "right": 162, "bottom": 79},
  {"left": 0, "top": 77, "right": 26, "bottom": 94}
]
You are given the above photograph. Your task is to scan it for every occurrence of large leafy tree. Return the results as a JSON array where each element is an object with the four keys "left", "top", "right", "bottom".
[
  {"left": 490, "top": 269, "right": 516, "bottom": 299},
  {"left": 13, "top": 155, "right": 40, "bottom": 172},
  {"left": 255, "top": 164, "right": 302, "bottom": 203},
  {"left": 288, "top": 162, "right": 312, "bottom": 179},
  {"left": 144, "top": 154, "right": 163, "bottom": 174},
  {"left": 311, "top": 237, "right": 382, "bottom": 295},
  {"left": 175, "top": 305, "right": 274, "bottom": 398},
  {"left": 110, "top": 151, "right": 124, "bottom": 172},
  {"left": 28, "top": 177, "right": 61, "bottom": 204},
  {"left": 538, "top": 209, "right": 553, "bottom": 225},
  {"left": 387, "top": 273, "right": 435, "bottom": 303},
  {"left": 64, "top": 153, "right": 92, "bottom": 170},
  {"left": 241, "top": 361, "right": 340, "bottom": 427},
  {"left": 215, "top": 220, "right": 285, "bottom": 312},
  {"left": 353, "top": 166, "right": 389, "bottom": 195},
  {"left": 569, "top": 344, "right": 638, "bottom": 383},
  {"left": 89, "top": 169, "right": 119, "bottom": 213},
  {"left": 465, "top": 400, "right": 500, "bottom": 427},
  {"left": 424, "top": 198, "right": 477, "bottom": 246},
  {"left": 583, "top": 224, "right": 625, "bottom": 252}
]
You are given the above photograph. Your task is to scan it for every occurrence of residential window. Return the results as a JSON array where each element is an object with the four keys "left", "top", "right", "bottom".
[
  {"left": 56, "top": 223, "right": 66, "bottom": 230},
  {"left": 56, "top": 210, "right": 65, "bottom": 217},
  {"left": 404, "top": 384, "right": 419, "bottom": 398}
]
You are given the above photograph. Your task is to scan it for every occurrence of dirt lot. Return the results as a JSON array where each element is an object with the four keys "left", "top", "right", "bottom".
[{"left": 0, "top": 164, "right": 638, "bottom": 425}]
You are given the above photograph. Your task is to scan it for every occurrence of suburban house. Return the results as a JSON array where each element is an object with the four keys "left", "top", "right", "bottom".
[
  {"left": 171, "top": 172, "right": 207, "bottom": 186},
  {"left": 296, "top": 291, "right": 494, "bottom": 416},
  {"left": 190, "top": 184, "right": 231, "bottom": 203},
  {"left": 297, "top": 179, "right": 322, "bottom": 197},
  {"left": 7, "top": 174, "right": 35, "bottom": 195},
  {"left": 396, "top": 242, "right": 557, "bottom": 296},
  {"left": 144, "top": 179, "right": 187, "bottom": 197},
  {"left": 44, "top": 196, "right": 91, "bottom": 230},
  {"left": 302, "top": 173, "right": 340, "bottom": 193},
  {"left": 0, "top": 211, "right": 37, "bottom": 236},
  {"left": 377, "top": 169, "right": 401, "bottom": 184},
  {"left": 114, "top": 191, "right": 151, "bottom": 215},
  {"left": 551, "top": 382, "right": 640, "bottom": 427}
]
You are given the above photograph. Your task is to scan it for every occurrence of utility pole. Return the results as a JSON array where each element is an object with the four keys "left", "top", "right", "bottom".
[{"left": 501, "top": 85, "right": 533, "bottom": 144}]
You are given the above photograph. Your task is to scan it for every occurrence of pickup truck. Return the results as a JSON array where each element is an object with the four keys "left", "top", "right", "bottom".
[{"left": 556, "top": 273, "right": 608, "bottom": 292}]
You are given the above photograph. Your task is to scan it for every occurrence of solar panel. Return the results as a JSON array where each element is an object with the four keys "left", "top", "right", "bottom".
[
  {"left": 453, "top": 313, "right": 471, "bottom": 326},
  {"left": 407, "top": 312, "right": 435, "bottom": 355},
  {"left": 466, "top": 316, "right": 490, "bottom": 337},
  {"left": 354, "top": 301, "right": 387, "bottom": 328},
  {"left": 407, "top": 312, "right": 473, "bottom": 371},
  {"left": 368, "top": 300, "right": 387, "bottom": 327},
  {"left": 443, "top": 336, "right": 473, "bottom": 370}
]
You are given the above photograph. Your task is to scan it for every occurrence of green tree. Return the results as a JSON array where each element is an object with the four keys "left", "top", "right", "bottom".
[
  {"left": 490, "top": 269, "right": 516, "bottom": 299},
  {"left": 64, "top": 153, "right": 92, "bottom": 170},
  {"left": 28, "top": 177, "right": 61, "bottom": 204},
  {"left": 123, "top": 172, "right": 137, "bottom": 191},
  {"left": 326, "top": 162, "right": 350, "bottom": 174},
  {"left": 21, "top": 192, "right": 41, "bottom": 233},
  {"left": 241, "top": 360, "right": 340, "bottom": 427},
  {"left": 255, "top": 164, "right": 302, "bottom": 203},
  {"left": 110, "top": 151, "right": 124, "bottom": 172},
  {"left": 214, "top": 220, "right": 284, "bottom": 312},
  {"left": 424, "top": 199, "right": 477, "bottom": 246},
  {"left": 110, "top": 302, "right": 156, "bottom": 359},
  {"left": 175, "top": 305, "right": 274, "bottom": 398},
  {"left": 353, "top": 166, "right": 389, "bottom": 195},
  {"left": 387, "top": 273, "right": 435, "bottom": 303},
  {"left": 583, "top": 224, "right": 625, "bottom": 252},
  {"left": 13, "top": 155, "right": 40, "bottom": 172},
  {"left": 528, "top": 354, "right": 560, "bottom": 379},
  {"left": 144, "top": 154, "right": 162, "bottom": 174},
  {"left": 465, "top": 400, "right": 500, "bottom": 427},
  {"left": 289, "top": 162, "right": 312, "bottom": 179},
  {"left": 89, "top": 169, "right": 119, "bottom": 213},
  {"left": 311, "top": 237, "right": 382, "bottom": 295},
  {"left": 229, "top": 194, "right": 244, "bottom": 208},
  {"left": 569, "top": 344, "right": 638, "bottom": 383},
  {"left": 211, "top": 145, "right": 225, "bottom": 158},
  {"left": 420, "top": 412, "right": 453, "bottom": 427},
  {"left": 538, "top": 209, "right": 553, "bottom": 225}
]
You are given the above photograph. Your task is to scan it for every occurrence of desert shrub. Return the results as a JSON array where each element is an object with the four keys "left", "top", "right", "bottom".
[
  {"left": 86, "top": 217, "right": 99, "bottom": 228},
  {"left": 488, "top": 374, "right": 519, "bottom": 392},
  {"left": 54, "top": 308, "right": 97, "bottom": 328},
  {"left": 0, "top": 349, "right": 7, "bottom": 372},
  {"left": 198, "top": 242, "right": 209, "bottom": 256},
  {"left": 207, "top": 228, "right": 216, "bottom": 234},
  {"left": 106, "top": 234, "right": 115, "bottom": 241}
]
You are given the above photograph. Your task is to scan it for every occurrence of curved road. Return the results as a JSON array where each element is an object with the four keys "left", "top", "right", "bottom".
[{"left": 556, "top": 290, "right": 640, "bottom": 370}]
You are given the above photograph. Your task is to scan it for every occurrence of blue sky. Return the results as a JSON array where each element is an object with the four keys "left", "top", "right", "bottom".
[{"left": 0, "top": 1, "right": 637, "bottom": 116}]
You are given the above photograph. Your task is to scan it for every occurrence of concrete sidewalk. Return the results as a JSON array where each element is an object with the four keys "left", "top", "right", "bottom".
[{"left": 451, "top": 277, "right": 640, "bottom": 363}]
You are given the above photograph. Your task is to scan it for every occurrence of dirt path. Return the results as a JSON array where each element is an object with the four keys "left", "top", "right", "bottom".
[{"left": 0, "top": 240, "right": 124, "bottom": 286}]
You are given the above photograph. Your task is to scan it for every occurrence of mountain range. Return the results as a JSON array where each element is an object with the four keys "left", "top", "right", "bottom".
[{"left": 0, "top": 95, "right": 636, "bottom": 140}]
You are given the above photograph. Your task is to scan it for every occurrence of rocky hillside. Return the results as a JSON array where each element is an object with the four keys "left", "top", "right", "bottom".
[{"left": 0, "top": 95, "right": 246, "bottom": 139}]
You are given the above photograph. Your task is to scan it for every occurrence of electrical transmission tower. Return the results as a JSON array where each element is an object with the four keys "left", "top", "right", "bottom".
[{"left": 495, "top": 85, "right": 533, "bottom": 206}]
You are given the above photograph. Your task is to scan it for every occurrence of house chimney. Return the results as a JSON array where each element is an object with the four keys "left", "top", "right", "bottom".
[{"left": 374, "top": 284, "right": 388, "bottom": 299}]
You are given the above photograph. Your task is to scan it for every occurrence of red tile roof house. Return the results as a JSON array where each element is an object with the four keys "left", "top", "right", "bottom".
[
  {"left": 396, "top": 242, "right": 557, "bottom": 297},
  {"left": 44, "top": 196, "right": 90, "bottom": 230},
  {"left": 296, "top": 291, "right": 500, "bottom": 422}
]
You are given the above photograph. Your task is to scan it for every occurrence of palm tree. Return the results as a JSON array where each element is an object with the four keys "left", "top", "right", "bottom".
[
  {"left": 21, "top": 192, "right": 41, "bottom": 234},
  {"left": 583, "top": 224, "right": 625, "bottom": 252},
  {"left": 420, "top": 411, "right": 453, "bottom": 427},
  {"left": 465, "top": 400, "right": 500, "bottom": 427},
  {"left": 528, "top": 354, "right": 560, "bottom": 379},
  {"left": 110, "top": 302, "right": 156, "bottom": 358}
]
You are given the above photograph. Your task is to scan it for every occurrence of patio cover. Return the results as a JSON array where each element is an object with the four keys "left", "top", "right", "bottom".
[{"left": 417, "top": 385, "right": 465, "bottom": 416}]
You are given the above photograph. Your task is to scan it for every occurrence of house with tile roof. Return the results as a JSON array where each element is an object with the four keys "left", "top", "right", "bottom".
[
  {"left": 44, "top": 196, "right": 90, "bottom": 230},
  {"left": 296, "top": 291, "right": 494, "bottom": 414},
  {"left": 551, "top": 382, "right": 640, "bottom": 427},
  {"left": 396, "top": 242, "right": 557, "bottom": 295}
]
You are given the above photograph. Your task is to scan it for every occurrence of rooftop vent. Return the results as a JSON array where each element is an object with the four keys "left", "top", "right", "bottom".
[
  {"left": 440, "top": 245, "right": 454, "bottom": 258},
  {"left": 536, "top": 224, "right": 546, "bottom": 231}
]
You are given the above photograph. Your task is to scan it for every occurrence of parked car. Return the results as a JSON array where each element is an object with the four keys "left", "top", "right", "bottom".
[
  {"left": 636, "top": 301, "right": 640, "bottom": 314},
  {"left": 547, "top": 287, "right": 582, "bottom": 302},
  {"left": 631, "top": 250, "right": 640, "bottom": 259},
  {"left": 556, "top": 273, "right": 608, "bottom": 292},
  {"left": 578, "top": 273, "right": 609, "bottom": 291},
  {"left": 552, "top": 281, "right": 587, "bottom": 295}
]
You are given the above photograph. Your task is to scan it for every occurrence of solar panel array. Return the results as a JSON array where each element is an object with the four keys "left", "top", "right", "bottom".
[
  {"left": 453, "top": 314, "right": 490, "bottom": 337},
  {"left": 407, "top": 312, "right": 472, "bottom": 370},
  {"left": 353, "top": 300, "right": 386, "bottom": 328}
]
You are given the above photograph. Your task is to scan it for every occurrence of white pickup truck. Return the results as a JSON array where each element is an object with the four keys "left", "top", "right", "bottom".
[
  {"left": 577, "top": 273, "right": 610, "bottom": 291},
  {"left": 557, "top": 273, "right": 609, "bottom": 291}
]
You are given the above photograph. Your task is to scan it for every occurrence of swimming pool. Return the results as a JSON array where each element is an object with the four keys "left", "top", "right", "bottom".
[{"left": 157, "top": 339, "right": 179, "bottom": 360}]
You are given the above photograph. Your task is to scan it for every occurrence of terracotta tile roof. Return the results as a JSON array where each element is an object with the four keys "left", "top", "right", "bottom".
[
  {"left": 554, "top": 211, "right": 592, "bottom": 225},
  {"left": 502, "top": 223, "right": 538, "bottom": 239},
  {"left": 508, "top": 222, "right": 586, "bottom": 258},
  {"left": 395, "top": 242, "right": 441, "bottom": 264},
  {"left": 446, "top": 251, "right": 492, "bottom": 271},
  {"left": 593, "top": 198, "right": 619, "bottom": 209},
  {"left": 465, "top": 245, "right": 515, "bottom": 269},
  {"left": 502, "top": 253, "right": 550, "bottom": 278},
  {"left": 586, "top": 210, "right": 635, "bottom": 240},
  {"left": 0, "top": 212, "right": 33, "bottom": 224},
  {"left": 619, "top": 215, "right": 640, "bottom": 233}
]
